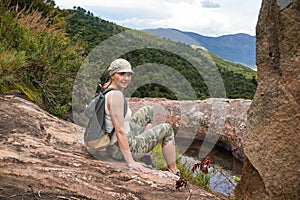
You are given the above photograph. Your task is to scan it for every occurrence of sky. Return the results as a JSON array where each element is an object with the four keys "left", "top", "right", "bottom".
[{"left": 55, "top": 0, "right": 262, "bottom": 37}]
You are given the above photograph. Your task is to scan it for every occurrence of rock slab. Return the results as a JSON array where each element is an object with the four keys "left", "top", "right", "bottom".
[
  {"left": 129, "top": 97, "right": 251, "bottom": 162},
  {"left": 0, "top": 96, "right": 222, "bottom": 200},
  {"left": 235, "top": 1, "right": 300, "bottom": 199}
]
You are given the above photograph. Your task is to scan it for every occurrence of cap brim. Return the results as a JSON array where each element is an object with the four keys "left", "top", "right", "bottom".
[{"left": 117, "top": 69, "right": 134, "bottom": 74}]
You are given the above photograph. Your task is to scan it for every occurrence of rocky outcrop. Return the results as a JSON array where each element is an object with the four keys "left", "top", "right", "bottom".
[
  {"left": 129, "top": 97, "right": 251, "bottom": 162},
  {"left": 0, "top": 95, "right": 222, "bottom": 200},
  {"left": 235, "top": 1, "right": 300, "bottom": 199}
]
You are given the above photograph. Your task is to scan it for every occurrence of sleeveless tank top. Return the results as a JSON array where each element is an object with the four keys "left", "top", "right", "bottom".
[{"left": 104, "top": 91, "right": 131, "bottom": 145}]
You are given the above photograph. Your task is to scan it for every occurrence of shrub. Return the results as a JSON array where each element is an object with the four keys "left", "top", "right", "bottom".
[{"left": 0, "top": 3, "right": 83, "bottom": 118}]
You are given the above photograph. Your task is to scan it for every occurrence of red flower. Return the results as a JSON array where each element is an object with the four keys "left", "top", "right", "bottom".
[{"left": 192, "top": 156, "right": 211, "bottom": 174}]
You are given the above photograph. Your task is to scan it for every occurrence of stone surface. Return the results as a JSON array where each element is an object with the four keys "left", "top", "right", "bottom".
[
  {"left": 235, "top": 0, "right": 300, "bottom": 199},
  {"left": 129, "top": 97, "right": 251, "bottom": 162},
  {"left": 0, "top": 95, "right": 223, "bottom": 200}
]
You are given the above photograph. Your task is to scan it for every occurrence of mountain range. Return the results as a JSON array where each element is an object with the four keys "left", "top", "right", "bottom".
[{"left": 144, "top": 28, "right": 256, "bottom": 68}]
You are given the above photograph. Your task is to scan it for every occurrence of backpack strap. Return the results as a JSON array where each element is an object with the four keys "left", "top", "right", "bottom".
[
  {"left": 102, "top": 88, "right": 128, "bottom": 139},
  {"left": 102, "top": 87, "right": 116, "bottom": 95}
]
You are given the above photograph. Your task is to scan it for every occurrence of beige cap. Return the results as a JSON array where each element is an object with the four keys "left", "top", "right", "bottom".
[{"left": 107, "top": 58, "right": 134, "bottom": 76}]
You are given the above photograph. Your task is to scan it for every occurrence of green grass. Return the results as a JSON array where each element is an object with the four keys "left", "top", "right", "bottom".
[{"left": 151, "top": 142, "right": 211, "bottom": 189}]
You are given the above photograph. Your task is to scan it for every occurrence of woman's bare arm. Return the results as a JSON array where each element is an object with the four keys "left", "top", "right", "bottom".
[{"left": 107, "top": 90, "right": 150, "bottom": 172}]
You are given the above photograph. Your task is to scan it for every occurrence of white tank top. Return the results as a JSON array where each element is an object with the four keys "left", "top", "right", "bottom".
[{"left": 104, "top": 92, "right": 131, "bottom": 145}]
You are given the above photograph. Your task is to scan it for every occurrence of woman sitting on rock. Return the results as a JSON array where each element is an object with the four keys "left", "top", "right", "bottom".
[{"left": 103, "top": 58, "right": 179, "bottom": 175}]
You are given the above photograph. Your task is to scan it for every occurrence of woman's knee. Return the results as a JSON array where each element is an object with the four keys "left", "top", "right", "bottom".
[
  {"left": 162, "top": 123, "right": 174, "bottom": 136},
  {"left": 164, "top": 122, "right": 173, "bottom": 130},
  {"left": 142, "top": 105, "right": 154, "bottom": 123},
  {"left": 161, "top": 123, "right": 175, "bottom": 145}
]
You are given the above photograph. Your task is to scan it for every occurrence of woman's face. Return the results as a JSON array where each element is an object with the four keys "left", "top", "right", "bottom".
[{"left": 111, "top": 72, "right": 133, "bottom": 90}]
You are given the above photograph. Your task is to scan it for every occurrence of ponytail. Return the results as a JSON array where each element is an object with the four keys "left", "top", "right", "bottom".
[{"left": 102, "top": 79, "right": 112, "bottom": 90}]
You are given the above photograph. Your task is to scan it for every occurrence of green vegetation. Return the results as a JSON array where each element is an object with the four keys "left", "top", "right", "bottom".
[
  {"left": 65, "top": 6, "right": 128, "bottom": 55},
  {"left": 177, "top": 161, "right": 211, "bottom": 190},
  {"left": 0, "top": 0, "right": 83, "bottom": 118},
  {"left": 152, "top": 143, "right": 210, "bottom": 189},
  {"left": 6, "top": 0, "right": 57, "bottom": 17},
  {"left": 0, "top": 0, "right": 257, "bottom": 119}
]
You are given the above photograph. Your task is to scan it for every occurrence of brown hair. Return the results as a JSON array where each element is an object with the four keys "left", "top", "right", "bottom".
[{"left": 102, "top": 79, "right": 112, "bottom": 90}]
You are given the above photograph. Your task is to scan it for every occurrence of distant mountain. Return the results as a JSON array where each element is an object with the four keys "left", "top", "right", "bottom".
[{"left": 144, "top": 28, "right": 256, "bottom": 68}]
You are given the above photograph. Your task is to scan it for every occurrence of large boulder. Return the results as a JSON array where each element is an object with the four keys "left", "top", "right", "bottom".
[
  {"left": 0, "top": 95, "right": 222, "bottom": 200},
  {"left": 129, "top": 97, "right": 251, "bottom": 162},
  {"left": 235, "top": 0, "right": 300, "bottom": 199}
]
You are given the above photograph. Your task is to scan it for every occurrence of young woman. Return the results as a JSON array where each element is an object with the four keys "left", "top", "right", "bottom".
[{"left": 103, "top": 58, "right": 179, "bottom": 175}]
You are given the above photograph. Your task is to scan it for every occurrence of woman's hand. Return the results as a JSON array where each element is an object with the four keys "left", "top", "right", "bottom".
[{"left": 128, "top": 162, "right": 151, "bottom": 173}]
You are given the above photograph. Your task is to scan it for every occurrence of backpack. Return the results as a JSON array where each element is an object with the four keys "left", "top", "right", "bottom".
[{"left": 84, "top": 87, "right": 127, "bottom": 150}]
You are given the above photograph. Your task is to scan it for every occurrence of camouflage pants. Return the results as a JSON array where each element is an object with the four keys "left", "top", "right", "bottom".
[{"left": 106, "top": 106, "right": 175, "bottom": 161}]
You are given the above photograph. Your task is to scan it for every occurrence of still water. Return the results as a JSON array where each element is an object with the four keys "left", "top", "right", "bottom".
[{"left": 176, "top": 138, "right": 243, "bottom": 196}]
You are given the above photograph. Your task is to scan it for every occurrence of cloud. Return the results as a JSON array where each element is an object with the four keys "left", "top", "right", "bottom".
[
  {"left": 55, "top": 0, "right": 261, "bottom": 36},
  {"left": 201, "top": 0, "right": 221, "bottom": 8}
]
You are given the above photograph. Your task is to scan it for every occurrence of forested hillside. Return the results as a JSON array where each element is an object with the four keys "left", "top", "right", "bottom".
[
  {"left": 65, "top": 6, "right": 128, "bottom": 54},
  {"left": 0, "top": 0, "right": 257, "bottom": 119}
]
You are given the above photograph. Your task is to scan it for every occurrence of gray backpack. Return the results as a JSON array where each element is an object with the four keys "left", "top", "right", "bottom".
[{"left": 84, "top": 87, "right": 127, "bottom": 150}]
